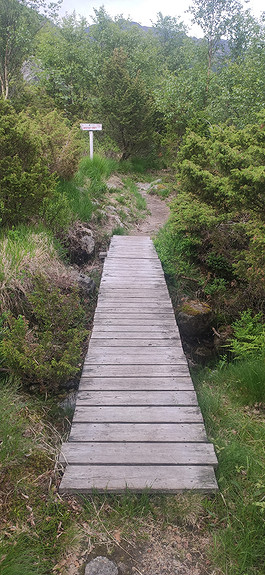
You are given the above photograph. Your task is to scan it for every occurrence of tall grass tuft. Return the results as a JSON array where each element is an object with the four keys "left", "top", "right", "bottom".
[
  {"left": 194, "top": 366, "right": 265, "bottom": 575},
  {"left": 56, "top": 179, "right": 93, "bottom": 222},
  {"left": 212, "top": 358, "right": 265, "bottom": 404},
  {"left": 0, "top": 226, "right": 71, "bottom": 313},
  {"left": 77, "top": 154, "right": 118, "bottom": 183}
]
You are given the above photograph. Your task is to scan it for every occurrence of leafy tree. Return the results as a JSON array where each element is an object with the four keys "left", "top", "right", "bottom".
[
  {"left": 0, "top": 0, "right": 60, "bottom": 99},
  {"left": 188, "top": 0, "right": 244, "bottom": 92},
  {"left": 153, "top": 12, "right": 188, "bottom": 72},
  {"left": 36, "top": 13, "right": 95, "bottom": 119},
  {"left": 98, "top": 48, "right": 155, "bottom": 160}
]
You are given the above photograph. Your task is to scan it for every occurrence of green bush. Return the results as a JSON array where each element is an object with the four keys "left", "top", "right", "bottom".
[
  {"left": 177, "top": 121, "right": 265, "bottom": 215},
  {"left": 0, "top": 277, "right": 87, "bottom": 389},
  {"left": 0, "top": 100, "right": 56, "bottom": 227}
]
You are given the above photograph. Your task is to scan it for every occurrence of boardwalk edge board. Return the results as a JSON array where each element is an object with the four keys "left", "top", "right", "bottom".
[{"left": 59, "top": 235, "right": 218, "bottom": 493}]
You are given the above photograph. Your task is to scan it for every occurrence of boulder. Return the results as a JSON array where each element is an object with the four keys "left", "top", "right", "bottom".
[
  {"left": 177, "top": 300, "right": 213, "bottom": 339},
  {"left": 66, "top": 222, "right": 95, "bottom": 265}
]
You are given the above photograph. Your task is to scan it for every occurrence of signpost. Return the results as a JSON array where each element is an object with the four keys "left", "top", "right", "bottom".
[{"left": 80, "top": 123, "right": 102, "bottom": 160}]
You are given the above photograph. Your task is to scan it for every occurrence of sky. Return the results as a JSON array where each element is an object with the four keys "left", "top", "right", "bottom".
[{"left": 59, "top": 0, "right": 264, "bottom": 36}]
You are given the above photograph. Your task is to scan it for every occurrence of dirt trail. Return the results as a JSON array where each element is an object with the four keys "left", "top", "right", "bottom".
[{"left": 131, "top": 182, "right": 170, "bottom": 236}]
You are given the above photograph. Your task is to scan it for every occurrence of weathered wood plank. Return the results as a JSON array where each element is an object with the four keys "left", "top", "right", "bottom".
[
  {"left": 76, "top": 390, "right": 198, "bottom": 405},
  {"left": 96, "top": 302, "right": 171, "bottom": 307},
  {"left": 81, "top": 365, "right": 190, "bottom": 377},
  {"left": 99, "top": 290, "right": 169, "bottom": 298},
  {"left": 59, "top": 464, "right": 218, "bottom": 493},
  {"left": 73, "top": 406, "right": 203, "bottom": 423},
  {"left": 60, "top": 442, "right": 217, "bottom": 466},
  {"left": 84, "top": 348, "right": 186, "bottom": 365},
  {"left": 95, "top": 307, "right": 174, "bottom": 314},
  {"left": 90, "top": 335, "right": 180, "bottom": 342},
  {"left": 89, "top": 338, "right": 180, "bottom": 347},
  {"left": 69, "top": 422, "right": 207, "bottom": 442},
  {"left": 91, "top": 325, "right": 179, "bottom": 334},
  {"left": 78, "top": 377, "right": 194, "bottom": 391},
  {"left": 93, "top": 317, "right": 177, "bottom": 325}
]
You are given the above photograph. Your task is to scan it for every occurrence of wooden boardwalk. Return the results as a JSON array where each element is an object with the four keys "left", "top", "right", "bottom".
[{"left": 59, "top": 236, "right": 218, "bottom": 493}]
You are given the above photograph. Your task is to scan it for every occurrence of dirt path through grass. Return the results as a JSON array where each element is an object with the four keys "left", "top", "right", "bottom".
[{"left": 130, "top": 182, "right": 170, "bottom": 236}]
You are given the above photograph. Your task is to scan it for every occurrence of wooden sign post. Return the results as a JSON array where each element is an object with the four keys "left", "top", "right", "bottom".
[{"left": 80, "top": 123, "right": 102, "bottom": 160}]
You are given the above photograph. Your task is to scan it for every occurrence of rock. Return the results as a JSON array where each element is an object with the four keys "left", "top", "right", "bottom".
[
  {"left": 106, "top": 175, "right": 124, "bottom": 190},
  {"left": 69, "top": 270, "right": 96, "bottom": 296},
  {"left": 59, "top": 391, "right": 77, "bottom": 411},
  {"left": 177, "top": 300, "right": 213, "bottom": 339},
  {"left": 85, "top": 556, "right": 118, "bottom": 575},
  {"left": 67, "top": 222, "right": 95, "bottom": 265},
  {"left": 76, "top": 273, "right": 96, "bottom": 296}
]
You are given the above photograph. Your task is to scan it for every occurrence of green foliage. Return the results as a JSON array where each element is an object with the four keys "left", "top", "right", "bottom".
[
  {"left": 56, "top": 178, "right": 93, "bottom": 224},
  {"left": 0, "top": 100, "right": 56, "bottom": 227},
  {"left": 36, "top": 14, "right": 94, "bottom": 119},
  {"left": 0, "top": 0, "right": 60, "bottom": 99},
  {"left": 24, "top": 109, "right": 83, "bottom": 180},
  {"left": 177, "top": 121, "right": 265, "bottom": 214},
  {"left": 229, "top": 310, "right": 265, "bottom": 360},
  {"left": 0, "top": 277, "right": 87, "bottom": 389},
  {"left": 98, "top": 47, "right": 155, "bottom": 160},
  {"left": 166, "top": 118, "right": 265, "bottom": 315}
]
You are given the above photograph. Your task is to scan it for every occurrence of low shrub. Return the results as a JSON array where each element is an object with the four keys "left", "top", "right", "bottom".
[
  {"left": 229, "top": 310, "right": 265, "bottom": 360},
  {"left": 0, "top": 100, "right": 56, "bottom": 227},
  {"left": 1, "top": 277, "right": 87, "bottom": 389}
]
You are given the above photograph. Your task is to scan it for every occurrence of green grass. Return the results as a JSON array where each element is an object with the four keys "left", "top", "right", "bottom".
[
  {"left": 56, "top": 154, "right": 120, "bottom": 223},
  {"left": 0, "top": 382, "right": 75, "bottom": 574},
  {"left": 193, "top": 364, "right": 265, "bottom": 575},
  {"left": 56, "top": 179, "right": 93, "bottom": 222},
  {"left": 77, "top": 155, "right": 118, "bottom": 183},
  {"left": 124, "top": 178, "right": 147, "bottom": 211}
]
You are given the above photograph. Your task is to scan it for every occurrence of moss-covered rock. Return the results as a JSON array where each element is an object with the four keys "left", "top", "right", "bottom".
[{"left": 177, "top": 300, "right": 213, "bottom": 338}]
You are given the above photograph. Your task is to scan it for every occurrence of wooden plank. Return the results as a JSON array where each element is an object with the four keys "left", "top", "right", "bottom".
[
  {"left": 82, "top": 365, "right": 190, "bottom": 377},
  {"left": 59, "top": 464, "right": 218, "bottom": 493},
  {"left": 98, "top": 298, "right": 170, "bottom": 303},
  {"left": 60, "top": 442, "right": 217, "bottom": 466},
  {"left": 78, "top": 377, "right": 194, "bottom": 391},
  {"left": 89, "top": 338, "right": 180, "bottom": 347},
  {"left": 73, "top": 406, "right": 203, "bottom": 423},
  {"left": 84, "top": 348, "right": 186, "bottom": 365},
  {"left": 76, "top": 390, "right": 198, "bottom": 405},
  {"left": 95, "top": 306, "right": 174, "bottom": 313},
  {"left": 99, "top": 290, "right": 169, "bottom": 297},
  {"left": 69, "top": 422, "right": 207, "bottom": 442},
  {"left": 93, "top": 317, "right": 175, "bottom": 324},
  {"left": 91, "top": 325, "right": 179, "bottom": 334},
  {"left": 90, "top": 334, "right": 180, "bottom": 342},
  {"left": 93, "top": 319, "right": 177, "bottom": 326}
]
